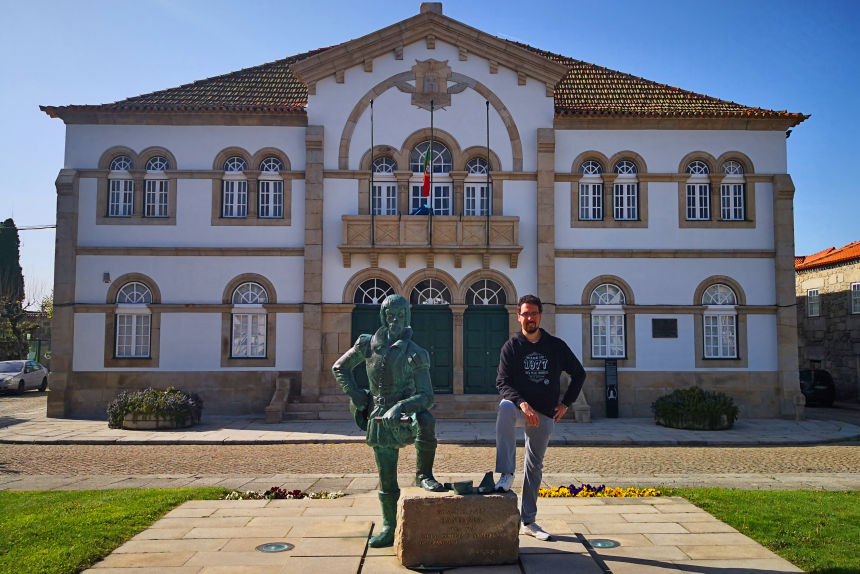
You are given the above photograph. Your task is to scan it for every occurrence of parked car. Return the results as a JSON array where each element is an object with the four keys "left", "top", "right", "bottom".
[
  {"left": 799, "top": 369, "right": 835, "bottom": 407},
  {"left": 0, "top": 360, "right": 49, "bottom": 394}
]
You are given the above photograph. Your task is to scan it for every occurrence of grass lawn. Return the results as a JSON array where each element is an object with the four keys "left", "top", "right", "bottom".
[
  {"left": 666, "top": 488, "right": 860, "bottom": 574},
  {"left": 0, "top": 488, "right": 227, "bottom": 574}
]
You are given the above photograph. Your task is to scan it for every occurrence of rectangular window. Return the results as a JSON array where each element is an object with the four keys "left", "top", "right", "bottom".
[
  {"left": 222, "top": 180, "right": 248, "bottom": 218},
  {"left": 464, "top": 184, "right": 490, "bottom": 216},
  {"left": 579, "top": 183, "right": 603, "bottom": 220},
  {"left": 144, "top": 180, "right": 169, "bottom": 217},
  {"left": 592, "top": 314, "right": 624, "bottom": 358},
  {"left": 704, "top": 314, "right": 736, "bottom": 358},
  {"left": 807, "top": 289, "right": 820, "bottom": 317},
  {"left": 258, "top": 180, "right": 284, "bottom": 218},
  {"left": 686, "top": 183, "right": 710, "bottom": 220},
  {"left": 720, "top": 183, "right": 745, "bottom": 220},
  {"left": 852, "top": 283, "right": 860, "bottom": 314},
  {"left": 116, "top": 314, "right": 150, "bottom": 358},
  {"left": 109, "top": 179, "right": 134, "bottom": 216},
  {"left": 231, "top": 313, "right": 266, "bottom": 358},
  {"left": 613, "top": 182, "right": 638, "bottom": 220},
  {"left": 410, "top": 184, "right": 451, "bottom": 215},
  {"left": 372, "top": 183, "right": 398, "bottom": 215}
]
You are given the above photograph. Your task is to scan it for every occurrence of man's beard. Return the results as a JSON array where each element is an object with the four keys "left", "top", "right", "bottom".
[{"left": 523, "top": 322, "right": 538, "bottom": 333}]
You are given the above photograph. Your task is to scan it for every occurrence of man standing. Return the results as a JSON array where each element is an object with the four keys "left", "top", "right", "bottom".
[
  {"left": 495, "top": 294, "right": 586, "bottom": 541},
  {"left": 332, "top": 294, "right": 445, "bottom": 548}
]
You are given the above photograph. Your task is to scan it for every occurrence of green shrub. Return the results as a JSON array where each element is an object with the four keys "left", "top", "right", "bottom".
[
  {"left": 107, "top": 386, "right": 203, "bottom": 429},
  {"left": 651, "top": 386, "right": 738, "bottom": 430}
]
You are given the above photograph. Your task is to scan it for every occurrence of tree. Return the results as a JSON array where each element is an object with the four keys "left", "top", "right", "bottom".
[{"left": 0, "top": 218, "right": 29, "bottom": 359}]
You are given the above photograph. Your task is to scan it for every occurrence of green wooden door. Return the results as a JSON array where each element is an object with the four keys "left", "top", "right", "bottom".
[
  {"left": 410, "top": 306, "right": 454, "bottom": 394},
  {"left": 464, "top": 306, "right": 510, "bottom": 394},
  {"left": 349, "top": 305, "right": 380, "bottom": 392}
]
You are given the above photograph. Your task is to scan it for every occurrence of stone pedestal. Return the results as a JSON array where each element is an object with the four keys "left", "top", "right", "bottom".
[{"left": 394, "top": 487, "right": 519, "bottom": 568}]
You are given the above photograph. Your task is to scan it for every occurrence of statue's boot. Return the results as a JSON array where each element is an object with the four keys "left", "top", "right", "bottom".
[
  {"left": 369, "top": 490, "right": 399, "bottom": 548},
  {"left": 415, "top": 443, "right": 446, "bottom": 492}
]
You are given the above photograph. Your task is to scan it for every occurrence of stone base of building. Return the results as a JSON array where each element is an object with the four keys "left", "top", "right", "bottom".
[{"left": 47, "top": 370, "right": 300, "bottom": 419}]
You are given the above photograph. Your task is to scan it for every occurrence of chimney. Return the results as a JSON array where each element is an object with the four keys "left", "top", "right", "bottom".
[{"left": 420, "top": 3, "right": 442, "bottom": 15}]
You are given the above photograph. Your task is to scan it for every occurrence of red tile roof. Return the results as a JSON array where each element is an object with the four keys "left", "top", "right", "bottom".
[
  {"left": 42, "top": 41, "right": 806, "bottom": 125},
  {"left": 795, "top": 242, "right": 860, "bottom": 271}
]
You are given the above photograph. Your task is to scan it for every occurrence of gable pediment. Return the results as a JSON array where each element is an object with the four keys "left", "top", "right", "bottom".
[{"left": 289, "top": 6, "right": 569, "bottom": 95}]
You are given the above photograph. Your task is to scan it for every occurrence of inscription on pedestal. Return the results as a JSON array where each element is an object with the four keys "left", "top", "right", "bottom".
[{"left": 394, "top": 488, "right": 519, "bottom": 568}]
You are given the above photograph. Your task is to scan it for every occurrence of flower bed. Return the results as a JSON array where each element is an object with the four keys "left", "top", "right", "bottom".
[
  {"left": 539, "top": 484, "right": 661, "bottom": 498},
  {"left": 107, "top": 387, "right": 203, "bottom": 429},
  {"left": 224, "top": 486, "right": 345, "bottom": 500}
]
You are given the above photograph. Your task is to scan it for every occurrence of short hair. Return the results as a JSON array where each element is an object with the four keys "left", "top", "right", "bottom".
[{"left": 517, "top": 294, "right": 542, "bottom": 314}]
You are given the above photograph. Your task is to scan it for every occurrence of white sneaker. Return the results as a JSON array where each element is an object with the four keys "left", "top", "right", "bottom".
[
  {"left": 495, "top": 473, "right": 514, "bottom": 492},
  {"left": 520, "top": 522, "right": 551, "bottom": 541}
]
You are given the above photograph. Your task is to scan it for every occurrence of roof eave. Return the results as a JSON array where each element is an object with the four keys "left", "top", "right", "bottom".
[{"left": 39, "top": 106, "right": 308, "bottom": 127}]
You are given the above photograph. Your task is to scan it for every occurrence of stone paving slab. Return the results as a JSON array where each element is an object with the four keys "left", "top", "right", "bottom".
[{"left": 76, "top": 496, "right": 805, "bottom": 574}]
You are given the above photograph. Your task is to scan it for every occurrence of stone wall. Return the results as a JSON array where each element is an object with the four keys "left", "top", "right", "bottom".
[{"left": 796, "top": 260, "right": 860, "bottom": 401}]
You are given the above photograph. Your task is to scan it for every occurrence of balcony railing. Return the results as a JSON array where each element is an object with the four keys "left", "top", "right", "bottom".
[{"left": 338, "top": 215, "right": 521, "bottom": 268}]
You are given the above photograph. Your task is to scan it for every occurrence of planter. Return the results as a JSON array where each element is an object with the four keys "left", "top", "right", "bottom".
[{"left": 121, "top": 412, "right": 194, "bottom": 430}]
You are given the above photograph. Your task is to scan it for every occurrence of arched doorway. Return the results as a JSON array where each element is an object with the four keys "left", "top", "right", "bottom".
[
  {"left": 410, "top": 278, "right": 453, "bottom": 394},
  {"left": 463, "top": 279, "right": 509, "bottom": 394}
]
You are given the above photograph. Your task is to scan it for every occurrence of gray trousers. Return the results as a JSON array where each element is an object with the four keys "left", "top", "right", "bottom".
[{"left": 494, "top": 399, "right": 554, "bottom": 524}]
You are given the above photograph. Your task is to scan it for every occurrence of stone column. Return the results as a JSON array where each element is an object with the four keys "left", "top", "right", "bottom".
[
  {"left": 302, "top": 126, "right": 325, "bottom": 400},
  {"left": 536, "top": 128, "right": 556, "bottom": 332},
  {"left": 773, "top": 174, "right": 801, "bottom": 417},
  {"left": 48, "top": 169, "right": 79, "bottom": 418},
  {"left": 451, "top": 304, "right": 466, "bottom": 394},
  {"left": 245, "top": 170, "right": 260, "bottom": 218}
]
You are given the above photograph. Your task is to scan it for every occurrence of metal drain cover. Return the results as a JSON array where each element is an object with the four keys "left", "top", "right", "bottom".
[
  {"left": 590, "top": 539, "right": 620, "bottom": 549},
  {"left": 255, "top": 542, "right": 294, "bottom": 553}
]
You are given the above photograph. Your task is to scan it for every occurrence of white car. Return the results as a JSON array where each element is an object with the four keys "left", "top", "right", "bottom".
[{"left": 0, "top": 360, "right": 49, "bottom": 394}]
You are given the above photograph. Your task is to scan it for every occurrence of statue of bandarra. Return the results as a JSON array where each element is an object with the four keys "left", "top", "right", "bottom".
[{"left": 332, "top": 294, "right": 445, "bottom": 548}]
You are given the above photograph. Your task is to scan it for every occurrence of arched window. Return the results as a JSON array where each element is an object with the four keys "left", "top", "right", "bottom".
[
  {"left": 590, "top": 283, "right": 625, "bottom": 358},
  {"left": 231, "top": 282, "right": 267, "bottom": 357},
  {"left": 579, "top": 160, "right": 603, "bottom": 221},
  {"left": 465, "top": 279, "right": 506, "bottom": 305},
  {"left": 115, "top": 282, "right": 152, "bottom": 358},
  {"left": 410, "top": 279, "right": 451, "bottom": 305},
  {"left": 720, "top": 160, "right": 745, "bottom": 221},
  {"left": 702, "top": 284, "right": 737, "bottom": 358},
  {"left": 685, "top": 160, "right": 711, "bottom": 221},
  {"left": 464, "top": 158, "right": 491, "bottom": 216},
  {"left": 371, "top": 157, "right": 398, "bottom": 215},
  {"left": 144, "top": 156, "right": 169, "bottom": 218},
  {"left": 409, "top": 142, "right": 453, "bottom": 215},
  {"left": 222, "top": 156, "right": 248, "bottom": 218},
  {"left": 258, "top": 157, "right": 284, "bottom": 219},
  {"left": 108, "top": 155, "right": 134, "bottom": 217},
  {"left": 354, "top": 279, "right": 395, "bottom": 304},
  {"left": 613, "top": 160, "right": 638, "bottom": 220}
]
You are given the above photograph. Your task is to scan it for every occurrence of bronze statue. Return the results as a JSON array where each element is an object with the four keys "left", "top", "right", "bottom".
[{"left": 332, "top": 294, "right": 444, "bottom": 547}]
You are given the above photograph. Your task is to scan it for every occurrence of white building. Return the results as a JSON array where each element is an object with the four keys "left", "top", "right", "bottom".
[{"left": 42, "top": 3, "right": 807, "bottom": 420}]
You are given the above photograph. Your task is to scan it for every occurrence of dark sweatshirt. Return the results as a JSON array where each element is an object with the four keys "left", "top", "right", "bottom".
[{"left": 496, "top": 329, "right": 586, "bottom": 419}]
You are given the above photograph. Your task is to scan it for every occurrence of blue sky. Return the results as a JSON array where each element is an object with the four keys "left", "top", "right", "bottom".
[{"left": 2, "top": 0, "right": 858, "bottom": 303}]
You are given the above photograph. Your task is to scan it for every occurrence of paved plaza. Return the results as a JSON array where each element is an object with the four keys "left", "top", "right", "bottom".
[{"left": 2, "top": 393, "right": 858, "bottom": 572}]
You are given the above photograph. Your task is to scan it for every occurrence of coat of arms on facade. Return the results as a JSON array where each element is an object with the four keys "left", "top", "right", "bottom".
[{"left": 409, "top": 59, "right": 452, "bottom": 110}]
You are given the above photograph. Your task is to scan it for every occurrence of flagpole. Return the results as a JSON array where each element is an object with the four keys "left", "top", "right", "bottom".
[
  {"left": 486, "top": 100, "right": 490, "bottom": 247},
  {"left": 429, "top": 99, "right": 434, "bottom": 246},
  {"left": 370, "top": 99, "right": 375, "bottom": 246}
]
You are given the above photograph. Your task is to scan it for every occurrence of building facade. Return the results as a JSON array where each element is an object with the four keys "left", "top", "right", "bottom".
[
  {"left": 42, "top": 4, "right": 807, "bottom": 420},
  {"left": 796, "top": 242, "right": 860, "bottom": 401}
]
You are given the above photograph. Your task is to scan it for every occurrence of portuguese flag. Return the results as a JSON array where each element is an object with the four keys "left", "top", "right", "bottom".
[{"left": 421, "top": 146, "right": 431, "bottom": 197}]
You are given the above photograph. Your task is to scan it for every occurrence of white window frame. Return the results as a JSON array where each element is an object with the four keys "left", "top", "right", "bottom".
[
  {"left": 222, "top": 177, "right": 248, "bottom": 218},
  {"left": 258, "top": 178, "right": 284, "bottom": 218},
  {"left": 115, "top": 305, "right": 151, "bottom": 358},
  {"left": 372, "top": 182, "right": 398, "bottom": 215},
  {"left": 703, "top": 306, "right": 737, "bottom": 359},
  {"left": 579, "top": 182, "right": 603, "bottom": 220},
  {"left": 686, "top": 182, "right": 710, "bottom": 220},
  {"left": 411, "top": 183, "right": 452, "bottom": 215},
  {"left": 108, "top": 177, "right": 134, "bottom": 217},
  {"left": 613, "top": 181, "right": 638, "bottom": 220},
  {"left": 807, "top": 288, "right": 820, "bottom": 317},
  {"left": 591, "top": 306, "right": 625, "bottom": 358},
  {"left": 720, "top": 182, "right": 745, "bottom": 221},
  {"left": 464, "top": 183, "right": 490, "bottom": 216},
  {"left": 231, "top": 306, "right": 267, "bottom": 358},
  {"left": 852, "top": 283, "right": 860, "bottom": 314},
  {"left": 144, "top": 178, "right": 169, "bottom": 218}
]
